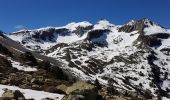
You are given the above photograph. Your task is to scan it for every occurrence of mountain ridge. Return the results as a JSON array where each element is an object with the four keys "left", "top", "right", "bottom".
[{"left": 1, "top": 18, "right": 170, "bottom": 99}]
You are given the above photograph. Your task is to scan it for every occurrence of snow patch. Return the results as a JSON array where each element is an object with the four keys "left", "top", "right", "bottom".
[
  {"left": 0, "top": 84, "right": 64, "bottom": 100},
  {"left": 11, "top": 60, "right": 37, "bottom": 72},
  {"left": 144, "top": 25, "right": 170, "bottom": 35}
]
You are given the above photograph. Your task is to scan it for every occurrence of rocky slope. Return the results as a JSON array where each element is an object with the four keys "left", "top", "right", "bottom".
[
  {"left": 1, "top": 18, "right": 170, "bottom": 99},
  {"left": 0, "top": 32, "right": 70, "bottom": 99}
]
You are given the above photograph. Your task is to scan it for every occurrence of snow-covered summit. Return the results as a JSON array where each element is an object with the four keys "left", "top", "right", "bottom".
[
  {"left": 94, "top": 19, "right": 114, "bottom": 30},
  {"left": 7, "top": 20, "right": 111, "bottom": 51},
  {"left": 65, "top": 21, "right": 93, "bottom": 31}
]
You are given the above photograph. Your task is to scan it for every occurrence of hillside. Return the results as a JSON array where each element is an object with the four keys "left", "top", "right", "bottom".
[{"left": 0, "top": 18, "right": 170, "bottom": 99}]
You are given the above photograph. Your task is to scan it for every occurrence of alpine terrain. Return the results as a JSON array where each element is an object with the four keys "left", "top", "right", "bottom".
[{"left": 0, "top": 18, "right": 170, "bottom": 100}]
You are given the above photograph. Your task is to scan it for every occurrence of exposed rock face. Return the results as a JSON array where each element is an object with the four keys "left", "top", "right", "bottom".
[
  {"left": 74, "top": 25, "right": 93, "bottom": 37},
  {"left": 87, "top": 29, "right": 109, "bottom": 40},
  {"left": 135, "top": 34, "right": 162, "bottom": 48},
  {"left": 118, "top": 18, "right": 153, "bottom": 33},
  {"left": 19, "top": 52, "right": 38, "bottom": 66}
]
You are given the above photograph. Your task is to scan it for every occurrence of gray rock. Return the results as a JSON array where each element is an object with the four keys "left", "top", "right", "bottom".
[
  {"left": 2, "top": 89, "right": 25, "bottom": 99},
  {"left": 64, "top": 81, "right": 97, "bottom": 100}
]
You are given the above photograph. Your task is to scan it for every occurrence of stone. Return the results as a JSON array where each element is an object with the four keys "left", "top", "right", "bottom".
[
  {"left": 1, "top": 89, "right": 25, "bottom": 99},
  {"left": 65, "top": 81, "right": 97, "bottom": 100},
  {"left": 31, "top": 76, "right": 44, "bottom": 85},
  {"left": 2, "top": 89, "right": 14, "bottom": 98},
  {"left": 56, "top": 84, "right": 68, "bottom": 93},
  {"left": 1, "top": 79, "right": 8, "bottom": 84},
  {"left": 44, "top": 86, "right": 58, "bottom": 93},
  {"left": 66, "top": 81, "right": 95, "bottom": 94},
  {"left": 67, "top": 94, "right": 85, "bottom": 100},
  {"left": 32, "top": 84, "right": 40, "bottom": 90}
]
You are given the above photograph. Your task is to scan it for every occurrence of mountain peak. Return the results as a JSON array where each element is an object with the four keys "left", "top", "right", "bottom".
[
  {"left": 65, "top": 21, "right": 93, "bottom": 31},
  {"left": 94, "top": 19, "right": 114, "bottom": 30},
  {"left": 138, "top": 18, "right": 155, "bottom": 26},
  {"left": 126, "top": 18, "right": 154, "bottom": 26},
  {"left": 127, "top": 20, "right": 136, "bottom": 25},
  {"left": 98, "top": 19, "right": 111, "bottom": 24},
  {"left": 119, "top": 18, "right": 159, "bottom": 33}
]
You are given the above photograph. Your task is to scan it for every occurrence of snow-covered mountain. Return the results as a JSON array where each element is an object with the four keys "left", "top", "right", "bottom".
[
  {"left": 5, "top": 18, "right": 170, "bottom": 99},
  {"left": 8, "top": 21, "right": 93, "bottom": 51}
]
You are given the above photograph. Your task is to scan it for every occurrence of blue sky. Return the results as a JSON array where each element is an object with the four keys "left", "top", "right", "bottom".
[{"left": 0, "top": 0, "right": 170, "bottom": 32}]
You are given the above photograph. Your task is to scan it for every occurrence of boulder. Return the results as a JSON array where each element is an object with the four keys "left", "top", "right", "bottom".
[
  {"left": 32, "top": 84, "right": 41, "bottom": 90},
  {"left": 31, "top": 76, "right": 44, "bottom": 85},
  {"left": 2, "top": 89, "right": 14, "bottom": 98},
  {"left": 64, "top": 81, "right": 97, "bottom": 100},
  {"left": 2, "top": 89, "right": 25, "bottom": 99},
  {"left": 56, "top": 84, "right": 68, "bottom": 93},
  {"left": 0, "top": 79, "right": 8, "bottom": 84},
  {"left": 44, "top": 86, "right": 65, "bottom": 94}
]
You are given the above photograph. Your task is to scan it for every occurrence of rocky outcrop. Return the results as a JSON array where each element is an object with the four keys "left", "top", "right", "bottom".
[
  {"left": 135, "top": 34, "right": 162, "bottom": 48},
  {"left": 0, "top": 43, "right": 13, "bottom": 57},
  {"left": 19, "top": 52, "right": 38, "bottom": 66},
  {"left": 0, "top": 56, "right": 12, "bottom": 68},
  {"left": 118, "top": 18, "right": 153, "bottom": 33},
  {"left": 63, "top": 81, "right": 97, "bottom": 100},
  {"left": 74, "top": 25, "right": 93, "bottom": 37},
  {"left": 45, "top": 43, "right": 69, "bottom": 54},
  {"left": 56, "top": 84, "right": 68, "bottom": 94},
  {"left": 87, "top": 29, "right": 109, "bottom": 40}
]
